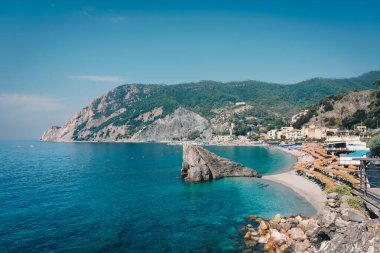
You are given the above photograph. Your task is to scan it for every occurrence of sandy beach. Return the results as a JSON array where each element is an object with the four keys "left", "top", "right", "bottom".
[
  {"left": 263, "top": 170, "right": 326, "bottom": 215},
  {"left": 264, "top": 146, "right": 326, "bottom": 215}
]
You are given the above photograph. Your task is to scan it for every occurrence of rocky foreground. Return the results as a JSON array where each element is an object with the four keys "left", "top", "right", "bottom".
[
  {"left": 241, "top": 192, "right": 379, "bottom": 252},
  {"left": 181, "top": 143, "right": 261, "bottom": 182}
]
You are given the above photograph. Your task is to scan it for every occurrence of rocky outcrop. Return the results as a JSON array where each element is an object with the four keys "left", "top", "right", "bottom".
[
  {"left": 240, "top": 192, "right": 377, "bottom": 252},
  {"left": 181, "top": 143, "right": 260, "bottom": 182},
  {"left": 318, "top": 219, "right": 380, "bottom": 253},
  {"left": 131, "top": 108, "right": 210, "bottom": 142},
  {"left": 297, "top": 90, "right": 376, "bottom": 128}
]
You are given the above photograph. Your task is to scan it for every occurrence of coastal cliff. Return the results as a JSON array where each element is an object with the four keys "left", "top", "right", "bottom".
[
  {"left": 41, "top": 71, "right": 380, "bottom": 142},
  {"left": 181, "top": 143, "right": 261, "bottom": 182}
]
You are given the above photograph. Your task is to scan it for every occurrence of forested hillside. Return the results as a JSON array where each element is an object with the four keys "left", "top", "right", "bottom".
[{"left": 41, "top": 71, "right": 380, "bottom": 142}]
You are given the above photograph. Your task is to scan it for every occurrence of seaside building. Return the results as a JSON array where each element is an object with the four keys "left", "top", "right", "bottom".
[
  {"left": 301, "top": 124, "right": 338, "bottom": 140},
  {"left": 267, "top": 129, "right": 278, "bottom": 140},
  {"left": 339, "top": 150, "right": 370, "bottom": 166},
  {"left": 235, "top": 102, "right": 246, "bottom": 106},
  {"left": 325, "top": 135, "right": 370, "bottom": 153},
  {"left": 286, "top": 129, "right": 303, "bottom": 140},
  {"left": 266, "top": 127, "right": 303, "bottom": 141}
]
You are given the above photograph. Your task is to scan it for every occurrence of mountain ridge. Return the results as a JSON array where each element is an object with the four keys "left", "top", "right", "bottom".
[{"left": 41, "top": 70, "right": 380, "bottom": 142}]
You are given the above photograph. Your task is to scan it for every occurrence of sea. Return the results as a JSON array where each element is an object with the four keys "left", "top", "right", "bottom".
[{"left": 0, "top": 141, "right": 315, "bottom": 252}]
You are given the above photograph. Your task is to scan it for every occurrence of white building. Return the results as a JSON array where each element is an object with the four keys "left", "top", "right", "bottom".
[
  {"left": 326, "top": 135, "right": 369, "bottom": 151},
  {"left": 267, "top": 129, "right": 278, "bottom": 140},
  {"left": 339, "top": 150, "right": 370, "bottom": 166}
]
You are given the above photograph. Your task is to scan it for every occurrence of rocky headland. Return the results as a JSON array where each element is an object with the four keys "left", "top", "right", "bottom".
[
  {"left": 240, "top": 191, "right": 379, "bottom": 252},
  {"left": 181, "top": 143, "right": 261, "bottom": 182}
]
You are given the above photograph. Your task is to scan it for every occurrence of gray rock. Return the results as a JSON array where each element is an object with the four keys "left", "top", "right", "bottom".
[
  {"left": 288, "top": 227, "right": 307, "bottom": 240},
  {"left": 341, "top": 208, "right": 366, "bottom": 222},
  {"left": 318, "top": 219, "right": 380, "bottom": 253},
  {"left": 327, "top": 192, "right": 340, "bottom": 200},
  {"left": 327, "top": 200, "right": 337, "bottom": 208},
  {"left": 320, "top": 208, "right": 336, "bottom": 227},
  {"left": 295, "top": 239, "right": 311, "bottom": 253},
  {"left": 334, "top": 218, "right": 350, "bottom": 228},
  {"left": 305, "top": 219, "right": 319, "bottom": 237},
  {"left": 181, "top": 143, "right": 261, "bottom": 182}
]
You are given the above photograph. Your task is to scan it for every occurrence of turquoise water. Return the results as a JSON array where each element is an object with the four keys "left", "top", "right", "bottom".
[{"left": 0, "top": 141, "right": 314, "bottom": 252}]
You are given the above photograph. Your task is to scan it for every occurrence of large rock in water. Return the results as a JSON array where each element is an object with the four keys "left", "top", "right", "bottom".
[{"left": 181, "top": 143, "right": 261, "bottom": 182}]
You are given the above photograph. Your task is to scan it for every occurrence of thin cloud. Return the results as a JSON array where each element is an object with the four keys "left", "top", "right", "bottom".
[
  {"left": 108, "top": 16, "right": 126, "bottom": 23},
  {"left": 0, "top": 93, "right": 65, "bottom": 112},
  {"left": 70, "top": 75, "right": 124, "bottom": 83},
  {"left": 78, "top": 7, "right": 94, "bottom": 17}
]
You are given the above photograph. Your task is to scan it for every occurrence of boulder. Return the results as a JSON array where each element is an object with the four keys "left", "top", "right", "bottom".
[
  {"left": 273, "top": 213, "right": 281, "bottom": 223},
  {"left": 245, "top": 215, "right": 257, "bottom": 221},
  {"left": 258, "top": 235, "right": 269, "bottom": 244},
  {"left": 271, "top": 221, "right": 281, "bottom": 231},
  {"left": 181, "top": 143, "right": 261, "bottom": 182},
  {"left": 244, "top": 231, "right": 252, "bottom": 239},
  {"left": 320, "top": 208, "right": 336, "bottom": 227},
  {"left": 294, "top": 239, "right": 311, "bottom": 253},
  {"left": 288, "top": 227, "right": 307, "bottom": 240},
  {"left": 327, "top": 192, "right": 340, "bottom": 200},
  {"left": 341, "top": 208, "right": 366, "bottom": 222},
  {"left": 280, "top": 221, "right": 292, "bottom": 234},
  {"left": 305, "top": 219, "right": 319, "bottom": 237},
  {"left": 327, "top": 199, "right": 337, "bottom": 208},
  {"left": 334, "top": 218, "right": 350, "bottom": 228},
  {"left": 259, "top": 220, "right": 268, "bottom": 230},
  {"left": 264, "top": 236, "right": 278, "bottom": 252},
  {"left": 270, "top": 229, "right": 287, "bottom": 245},
  {"left": 318, "top": 219, "right": 380, "bottom": 253}
]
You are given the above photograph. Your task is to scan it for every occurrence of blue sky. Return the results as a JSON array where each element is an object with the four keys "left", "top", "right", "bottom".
[{"left": 1, "top": 0, "right": 380, "bottom": 139}]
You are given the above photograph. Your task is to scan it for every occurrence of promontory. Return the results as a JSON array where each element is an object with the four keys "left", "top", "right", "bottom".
[{"left": 181, "top": 143, "right": 261, "bottom": 182}]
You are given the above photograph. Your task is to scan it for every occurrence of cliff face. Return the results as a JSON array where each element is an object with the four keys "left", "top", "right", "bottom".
[
  {"left": 308, "top": 90, "right": 374, "bottom": 126},
  {"left": 294, "top": 90, "right": 379, "bottom": 129},
  {"left": 181, "top": 143, "right": 261, "bottom": 182},
  {"left": 318, "top": 219, "right": 380, "bottom": 253},
  {"left": 41, "top": 84, "right": 213, "bottom": 142},
  {"left": 131, "top": 108, "right": 210, "bottom": 142}
]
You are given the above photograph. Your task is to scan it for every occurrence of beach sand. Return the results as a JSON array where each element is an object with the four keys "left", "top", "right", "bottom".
[
  {"left": 263, "top": 170, "right": 326, "bottom": 216},
  {"left": 264, "top": 145, "right": 326, "bottom": 216}
]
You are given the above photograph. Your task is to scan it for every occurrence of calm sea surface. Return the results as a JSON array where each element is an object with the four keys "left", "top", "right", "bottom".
[{"left": 0, "top": 141, "right": 315, "bottom": 252}]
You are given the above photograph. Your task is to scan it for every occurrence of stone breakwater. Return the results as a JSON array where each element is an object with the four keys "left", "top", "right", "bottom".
[
  {"left": 181, "top": 143, "right": 261, "bottom": 183},
  {"left": 240, "top": 192, "right": 379, "bottom": 252}
]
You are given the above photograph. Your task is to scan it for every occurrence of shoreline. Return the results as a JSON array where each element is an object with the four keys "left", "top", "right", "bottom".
[{"left": 264, "top": 145, "right": 326, "bottom": 216}]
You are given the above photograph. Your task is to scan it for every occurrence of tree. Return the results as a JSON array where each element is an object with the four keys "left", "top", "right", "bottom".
[
  {"left": 374, "top": 79, "right": 380, "bottom": 91},
  {"left": 369, "top": 135, "right": 380, "bottom": 156}
]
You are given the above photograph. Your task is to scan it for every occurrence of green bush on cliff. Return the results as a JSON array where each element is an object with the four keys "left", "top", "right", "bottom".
[
  {"left": 369, "top": 134, "right": 380, "bottom": 156},
  {"left": 346, "top": 196, "right": 364, "bottom": 210},
  {"left": 327, "top": 185, "right": 351, "bottom": 195}
]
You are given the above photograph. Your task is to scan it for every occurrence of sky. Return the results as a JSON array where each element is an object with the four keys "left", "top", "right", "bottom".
[{"left": 0, "top": 0, "right": 380, "bottom": 139}]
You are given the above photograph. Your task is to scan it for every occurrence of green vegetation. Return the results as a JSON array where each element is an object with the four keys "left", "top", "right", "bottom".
[
  {"left": 294, "top": 88, "right": 380, "bottom": 130},
  {"left": 369, "top": 135, "right": 380, "bottom": 156},
  {"left": 187, "top": 130, "right": 201, "bottom": 140},
  {"left": 346, "top": 196, "right": 365, "bottom": 211},
  {"left": 327, "top": 185, "right": 351, "bottom": 195},
  {"left": 72, "top": 71, "right": 380, "bottom": 140}
]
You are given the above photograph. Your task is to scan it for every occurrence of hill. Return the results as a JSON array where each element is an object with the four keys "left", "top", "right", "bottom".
[
  {"left": 293, "top": 89, "right": 380, "bottom": 130},
  {"left": 41, "top": 71, "right": 380, "bottom": 142}
]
